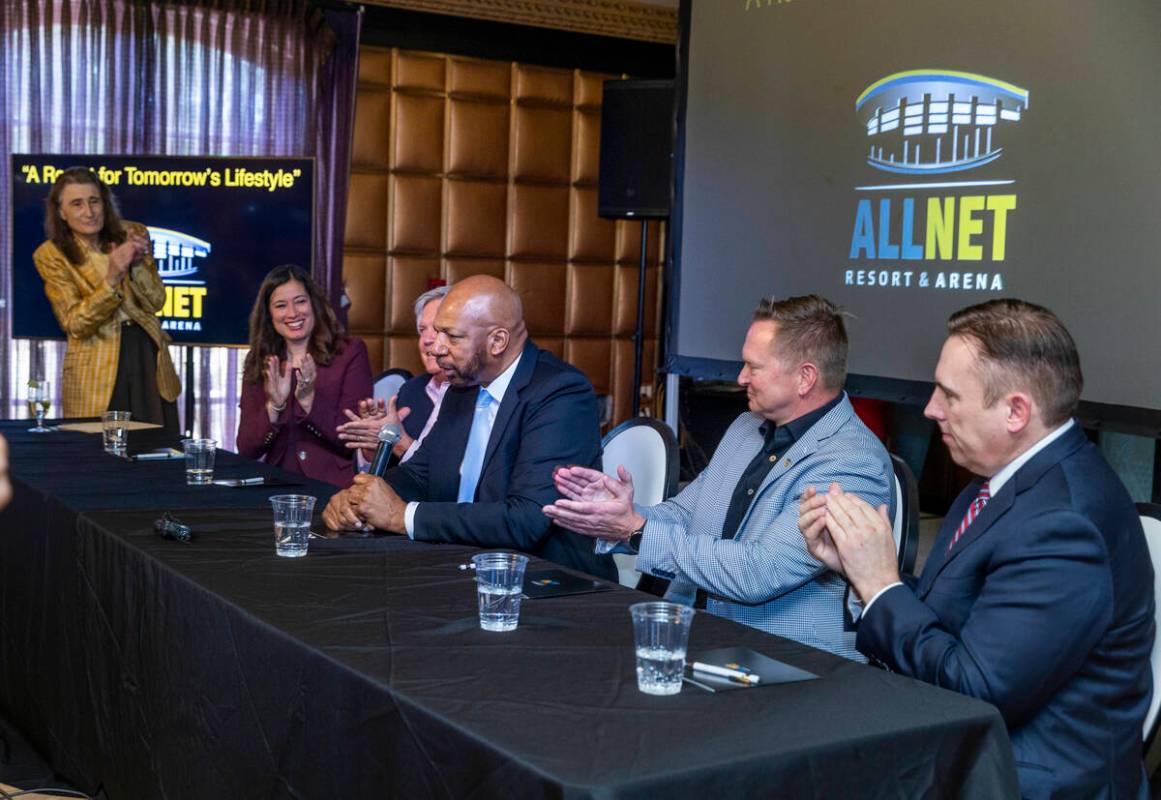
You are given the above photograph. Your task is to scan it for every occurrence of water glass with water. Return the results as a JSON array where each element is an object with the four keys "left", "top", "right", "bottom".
[
  {"left": 630, "top": 601, "right": 695, "bottom": 696},
  {"left": 101, "top": 410, "right": 131, "bottom": 454},
  {"left": 27, "top": 380, "right": 53, "bottom": 433},
  {"left": 471, "top": 552, "right": 529, "bottom": 632},
  {"left": 181, "top": 438, "right": 217, "bottom": 484},
  {"left": 270, "top": 494, "right": 317, "bottom": 557}
]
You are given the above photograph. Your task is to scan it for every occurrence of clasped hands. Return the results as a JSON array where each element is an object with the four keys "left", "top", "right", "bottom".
[
  {"left": 798, "top": 483, "right": 900, "bottom": 603},
  {"left": 105, "top": 231, "right": 151, "bottom": 286},
  {"left": 541, "top": 465, "right": 645, "bottom": 541},
  {"left": 322, "top": 473, "right": 407, "bottom": 534}
]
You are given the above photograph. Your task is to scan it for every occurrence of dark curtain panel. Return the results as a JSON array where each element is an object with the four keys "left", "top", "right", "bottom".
[
  {"left": 0, "top": 0, "right": 362, "bottom": 450},
  {"left": 316, "top": 5, "right": 363, "bottom": 323}
]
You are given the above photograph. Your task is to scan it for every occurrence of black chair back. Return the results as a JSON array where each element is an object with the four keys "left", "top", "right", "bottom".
[{"left": 890, "top": 454, "right": 920, "bottom": 576}]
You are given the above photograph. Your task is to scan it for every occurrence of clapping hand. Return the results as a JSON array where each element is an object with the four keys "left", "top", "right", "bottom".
[
  {"left": 294, "top": 354, "right": 317, "bottom": 400},
  {"left": 798, "top": 484, "right": 845, "bottom": 575},
  {"left": 106, "top": 231, "right": 150, "bottom": 285},
  {"left": 542, "top": 464, "right": 645, "bottom": 541},
  {"left": 799, "top": 483, "right": 899, "bottom": 603},
  {"left": 0, "top": 434, "right": 11, "bottom": 511},
  {"left": 337, "top": 396, "right": 414, "bottom": 459},
  {"left": 263, "top": 355, "right": 292, "bottom": 418}
]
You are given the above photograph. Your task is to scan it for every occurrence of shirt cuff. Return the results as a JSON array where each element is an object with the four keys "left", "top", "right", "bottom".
[
  {"left": 404, "top": 502, "right": 419, "bottom": 539},
  {"left": 594, "top": 538, "right": 637, "bottom": 555},
  {"left": 860, "top": 581, "right": 904, "bottom": 618}
]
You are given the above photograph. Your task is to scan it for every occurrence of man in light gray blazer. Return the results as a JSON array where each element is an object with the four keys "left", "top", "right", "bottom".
[{"left": 544, "top": 295, "right": 893, "bottom": 660}]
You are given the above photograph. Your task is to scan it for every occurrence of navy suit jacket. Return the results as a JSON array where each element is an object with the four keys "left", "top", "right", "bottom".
[
  {"left": 395, "top": 372, "right": 434, "bottom": 441},
  {"left": 385, "top": 340, "right": 616, "bottom": 580},
  {"left": 859, "top": 424, "right": 1153, "bottom": 799}
]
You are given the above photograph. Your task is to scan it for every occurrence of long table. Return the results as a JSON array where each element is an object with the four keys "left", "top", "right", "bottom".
[{"left": 0, "top": 421, "right": 1019, "bottom": 798}]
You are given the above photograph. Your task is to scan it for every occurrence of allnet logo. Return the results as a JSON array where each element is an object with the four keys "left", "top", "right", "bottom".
[
  {"left": 149, "top": 227, "right": 211, "bottom": 280},
  {"left": 843, "top": 69, "right": 1028, "bottom": 293},
  {"left": 856, "top": 70, "right": 1029, "bottom": 175},
  {"left": 148, "top": 226, "right": 210, "bottom": 332}
]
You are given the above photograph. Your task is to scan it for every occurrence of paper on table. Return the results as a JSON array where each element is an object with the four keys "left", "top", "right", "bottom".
[{"left": 57, "top": 420, "right": 163, "bottom": 434}]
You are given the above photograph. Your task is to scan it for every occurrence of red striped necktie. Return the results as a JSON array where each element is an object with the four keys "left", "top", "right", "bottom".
[{"left": 948, "top": 481, "right": 990, "bottom": 552}]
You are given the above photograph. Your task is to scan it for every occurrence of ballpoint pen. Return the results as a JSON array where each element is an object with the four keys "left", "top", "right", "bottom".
[{"left": 691, "top": 662, "right": 761, "bottom": 685}]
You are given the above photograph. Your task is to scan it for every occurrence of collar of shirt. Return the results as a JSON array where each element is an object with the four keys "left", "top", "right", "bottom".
[
  {"left": 425, "top": 376, "right": 449, "bottom": 405},
  {"left": 987, "top": 418, "right": 1075, "bottom": 495},
  {"left": 480, "top": 350, "right": 522, "bottom": 406},
  {"left": 757, "top": 391, "right": 844, "bottom": 451}
]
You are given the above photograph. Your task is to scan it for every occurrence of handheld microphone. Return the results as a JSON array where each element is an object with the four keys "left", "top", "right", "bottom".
[{"left": 368, "top": 422, "right": 403, "bottom": 478}]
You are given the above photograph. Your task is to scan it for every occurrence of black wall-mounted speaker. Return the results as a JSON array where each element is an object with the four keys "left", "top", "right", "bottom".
[{"left": 598, "top": 79, "right": 674, "bottom": 219}]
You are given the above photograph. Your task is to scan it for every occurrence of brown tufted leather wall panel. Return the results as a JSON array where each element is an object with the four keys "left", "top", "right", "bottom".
[{"left": 344, "top": 47, "right": 664, "bottom": 426}]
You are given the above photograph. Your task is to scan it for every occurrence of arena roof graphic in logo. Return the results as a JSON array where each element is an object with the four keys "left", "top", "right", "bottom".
[
  {"left": 148, "top": 226, "right": 210, "bottom": 285},
  {"left": 855, "top": 70, "right": 1029, "bottom": 175}
]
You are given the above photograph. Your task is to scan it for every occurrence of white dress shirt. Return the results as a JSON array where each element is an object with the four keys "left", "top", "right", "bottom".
[{"left": 400, "top": 377, "right": 449, "bottom": 463}]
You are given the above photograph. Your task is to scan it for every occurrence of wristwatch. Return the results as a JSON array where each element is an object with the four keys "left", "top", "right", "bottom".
[{"left": 627, "top": 525, "right": 645, "bottom": 552}]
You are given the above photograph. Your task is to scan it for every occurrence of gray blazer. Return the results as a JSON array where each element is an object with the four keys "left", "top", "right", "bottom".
[{"left": 636, "top": 394, "right": 893, "bottom": 661}]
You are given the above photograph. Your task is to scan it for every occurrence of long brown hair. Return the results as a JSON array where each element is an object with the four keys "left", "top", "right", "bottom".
[
  {"left": 242, "top": 264, "right": 349, "bottom": 384},
  {"left": 44, "top": 167, "right": 128, "bottom": 266}
]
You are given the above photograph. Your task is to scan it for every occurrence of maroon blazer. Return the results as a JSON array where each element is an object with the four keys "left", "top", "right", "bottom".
[{"left": 236, "top": 338, "right": 373, "bottom": 488}]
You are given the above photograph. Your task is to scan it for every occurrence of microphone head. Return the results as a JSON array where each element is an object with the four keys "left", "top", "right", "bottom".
[{"left": 377, "top": 421, "right": 403, "bottom": 445}]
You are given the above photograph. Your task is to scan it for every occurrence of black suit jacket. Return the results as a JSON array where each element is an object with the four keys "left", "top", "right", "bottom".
[
  {"left": 859, "top": 424, "right": 1153, "bottom": 799},
  {"left": 395, "top": 372, "right": 435, "bottom": 441},
  {"left": 385, "top": 340, "right": 616, "bottom": 580}
]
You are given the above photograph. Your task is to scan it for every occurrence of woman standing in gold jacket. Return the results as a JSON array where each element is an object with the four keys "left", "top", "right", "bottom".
[{"left": 33, "top": 167, "right": 181, "bottom": 430}]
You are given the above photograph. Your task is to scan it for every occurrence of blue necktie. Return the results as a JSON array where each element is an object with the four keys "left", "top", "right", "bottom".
[{"left": 457, "top": 388, "right": 494, "bottom": 503}]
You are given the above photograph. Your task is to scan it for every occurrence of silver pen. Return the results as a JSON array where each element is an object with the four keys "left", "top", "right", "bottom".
[{"left": 691, "top": 662, "right": 761, "bottom": 685}]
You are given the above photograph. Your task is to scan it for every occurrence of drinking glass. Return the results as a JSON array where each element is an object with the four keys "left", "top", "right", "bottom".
[
  {"left": 101, "top": 411, "right": 132, "bottom": 454},
  {"left": 27, "top": 380, "right": 52, "bottom": 433},
  {"left": 181, "top": 438, "right": 217, "bottom": 485},
  {"left": 270, "top": 495, "right": 317, "bottom": 557},
  {"left": 630, "top": 602, "right": 695, "bottom": 696},
  {"left": 471, "top": 552, "right": 529, "bottom": 632}
]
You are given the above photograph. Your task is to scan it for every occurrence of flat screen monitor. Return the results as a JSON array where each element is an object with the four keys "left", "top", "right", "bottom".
[
  {"left": 671, "top": 0, "right": 1161, "bottom": 420},
  {"left": 10, "top": 154, "right": 314, "bottom": 346}
]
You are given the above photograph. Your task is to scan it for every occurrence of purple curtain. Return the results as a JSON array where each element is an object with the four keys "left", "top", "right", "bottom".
[
  {"left": 0, "top": 0, "right": 362, "bottom": 450},
  {"left": 316, "top": 5, "right": 363, "bottom": 322}
]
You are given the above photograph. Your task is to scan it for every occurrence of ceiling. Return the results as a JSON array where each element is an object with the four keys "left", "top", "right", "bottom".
[{"left": 360, "top": 0, "right": 679, "bottom": 44}]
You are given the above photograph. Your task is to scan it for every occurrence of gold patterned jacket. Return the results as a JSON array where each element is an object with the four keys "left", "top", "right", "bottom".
[{"left": 32, "top": 222, "right": 181, "bottom": 417}]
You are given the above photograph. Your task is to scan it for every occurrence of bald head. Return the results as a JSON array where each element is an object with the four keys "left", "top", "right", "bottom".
[
  {"left": 433, "top": 275, "right": 529, "bottom": 387},
  {"left": 444, "top": 275, "right": 525, "bottom": 331}
]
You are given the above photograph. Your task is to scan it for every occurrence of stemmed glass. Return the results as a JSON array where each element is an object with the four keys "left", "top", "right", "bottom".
[{"left": 27, "top": 380, "right": 53, "bottom": 433}]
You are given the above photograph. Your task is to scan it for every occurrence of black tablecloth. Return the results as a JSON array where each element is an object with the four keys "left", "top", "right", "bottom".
[{"left": 0, "top": 421, "right": 1020, "bottom": 798}]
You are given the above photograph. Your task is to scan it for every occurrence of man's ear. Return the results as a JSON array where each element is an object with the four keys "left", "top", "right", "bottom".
[
  {"left": 489, "top": 327, "right": 510, "bottom": 356},
  {"left": 1004, "top": 391, "right": 1034, "bottom": 434},
  {"left": 798, "top": 362, "right": 820, "bottom": 397}
]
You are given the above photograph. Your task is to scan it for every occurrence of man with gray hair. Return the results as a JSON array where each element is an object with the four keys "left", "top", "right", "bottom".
[
  {"left": 545, "top": 294, "right": 894, "bottom": 660},
  {"left": 800, "top": 298, "right": 1153, "bottom": 797},
  {"left": 338, "top": 284, "right": 450, "bottom": 462}
]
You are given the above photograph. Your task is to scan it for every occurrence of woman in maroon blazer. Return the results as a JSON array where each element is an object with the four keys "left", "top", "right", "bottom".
[{"left": 236, "top": 265, "right": 372, "bottom": 487}]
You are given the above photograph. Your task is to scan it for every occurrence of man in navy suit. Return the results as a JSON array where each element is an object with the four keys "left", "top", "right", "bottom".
[
  {"left": 800, "top": 299, "right": 1153, "bottom": 798},
  {"left": 322, "top": 275, "right": 615, "bottom": 580}
]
